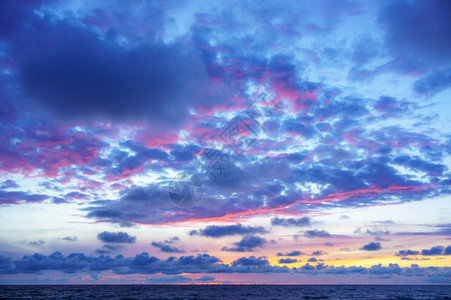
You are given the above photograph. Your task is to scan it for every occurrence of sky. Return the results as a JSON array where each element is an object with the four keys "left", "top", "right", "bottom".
[{"left": 0, "top": 0, "right": 450, "bottom": 285}]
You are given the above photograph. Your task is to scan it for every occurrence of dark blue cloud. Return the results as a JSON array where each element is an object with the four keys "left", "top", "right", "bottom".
[
  {"left": 25, "top": 240, "right": 45, "bottom": 246},
  {"left": 414, "top": 68, "right": 451, "bottom": 96},
  {"left": 0, "top": 180, "right": 19, "bottom": 189},
  {"left": 222, "top": 235, "right": 266, "bottom": 252},
  {"left": 232, "top": 256, "right": 269, "bottom": 267},
  {"left": 421, "top": 246, "right": 444, "bottom": 256},
  {"left": 0, "top": 0, "right": 41, "bottom": 39},
  {"left": 189, "top": 224, "right": 268, "bottom": 238},
  {"left": 151, "top": 242, "right": 184, "bottom": 254},
  {"left": 146, "top": 275, "right": 192, "bottom": 283},
  {"left": 378, "top": 0, "right": 451, "bottom": 72},
  {"left": 355, "top": 228, "right": 390, "bottom": 236},
  {"left": 374, "top": 96, "right": 413, "bottom": 117},
  {"left": 95, "top": 244, "right": 124, "bottom": 255},
  {"left": 279, "top": 258, "right": 297, "bottom": 264},
  {"left": 392, "top": 155, "right": 446, "bottom": 176},
  {"left": 97, "top": 231, "right": 136, "bottom": 244},
  {"left": 283, "top": 118, "right": 317, "bottom": 138},
  {"left": 304, "top": 230, "right": 331, "bottom": 238},
  {"left": 0, "top": 191, "right": 49, "bottom": 205},
  {"left": 360, "top": 242, "right": 382, "bottom": 251},
  {"left": 61, "top": 237, "right": 78, "bottom": 242},
  {"left": 196, "top": 275, "right": 216, "bottom": 282},
  {"left": 85, "top": 184, "right": 178, "bottom": 225},
  {"left": 308, "top": 257, "right": 318, "bottom": 262},
  {"left": 277, "top": 250, "right": 303, "bottom": 257},
  {"left": 19, "top": 36, "right": 207, "bottom": 124},
  {"left": 396, "top": 250, "right": 420, "bottom": 257},
  {"left": 1, "top": 4, "right": 226, "bottom": 126},
  {"left": 351, "top": 35, "right": 379, "bottom": 65},
  {"left": 271, "top": 217, "right": 312, "bottom": 227},
  {"left": 0, "top": 251, "right": 450, "bottom": 279}
]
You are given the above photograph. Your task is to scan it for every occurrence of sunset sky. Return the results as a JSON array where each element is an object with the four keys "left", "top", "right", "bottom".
[{"left": 0, "top": 0, "right": 450, "bottom": 284}]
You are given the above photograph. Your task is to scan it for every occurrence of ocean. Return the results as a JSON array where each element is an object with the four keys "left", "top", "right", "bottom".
[{"left": 0, "top": 285, "right": 450, "bottom": 299}]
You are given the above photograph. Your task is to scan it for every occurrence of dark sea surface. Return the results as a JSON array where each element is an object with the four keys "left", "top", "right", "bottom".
[{"left": 0, "top": 285, "right": 450, "bottom": 300}]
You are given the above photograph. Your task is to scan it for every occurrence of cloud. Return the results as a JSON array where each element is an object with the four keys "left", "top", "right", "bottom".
[
  {"left": 189, "top": 224, "right": 268, "bottom": 238},
  {"left": 0, "top": 1, "right": 231, "bottom": 128},
  {"left": 374, "top": 220, "right": 395, "bottom": 225},
  {"left": 304, "top": 230, "right": 331, "bottom": 238},
  {"left": 421, "top": 246, "right": 444, "bottom": 256},
  {"left": 354, "top": 228, "right": 390, "bottom": 236},
  {"left": 164, "top": 237, "right": 180, "bottom": 244},
  {"left": 0, "top": 180, "right": 19, "bottom": 189},
  {"left": 0, "top": 251, "right": 450, "bottom": 280},
  {"left": 396, "top": 250, "right": 420, "bottom": 257},
  {"left": 146, "top": 275, "right": 192, "bottom": 283},
  {"left": 279, "top": 258, "right": 297, "bottom": 264},
  {"left": 232, "top": 256, "right": 269, "bottom": 267},
  {"left": 360, "top": 242, "right": 382, "bottom": 251},
  {"left": 25, "top": 240, "right": 45, "bottom": 246},
  {"left": 61, "top": 237, "right": 78, "bottom": 242},
  {"left": 97, "top": 232, "right": 136, "bottom": 244},
  {"left": 378, "top": 0, "right": 451, "bottom": 72},
  {"left": 95, "top": 244, "right": 124, "bottom": 254},
  {"left": 277, "top": 250, "right": 303, "bottom": 257},
  {"left": 222, "top": 235, "right": 266, "bottom": 252},
  {"left": 0, "top": 191, "right": 49, "bottom": 205},
  {"left": 16, "top": 25, "right": 221, "bottom": 126},
  {"left": 414, "top": 68, "right": 451, "bottom": 96},
  {"left": 195, "top": 275, "right": 215, "bottom": 282},
  {"left": 308, "top": 257, "right": 318, "bottom": 262},
  {"left": 271, "top": 217, "right": 312, "bottom": 227},
  {"left": 151, "top": 242, "right": 184, "bottom": 254},
  {"left": 445, "top": 246, "right": 451, "bottom": 255},
  {"left": 374, "top": 96, "right": 413, "bottom": 117}
]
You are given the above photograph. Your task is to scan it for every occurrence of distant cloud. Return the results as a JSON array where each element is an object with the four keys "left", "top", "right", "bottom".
[
  {"left": 378, "top": 0, "right": 451, "bottom": 72},
  {"left": 0, "top": 180, "right": 19, "bottom": 189},
  {"left": 373, "top": 220, "right": 395, "bottom": 225},
  {"left": 279, "top": 258, "right": 297, "bottom": 264},
  {"left": 360, "top": 242, "right": 382, "bottom": 251},
  {"left": 146, "top": 275, "right": 192, "bottom": 283},
  {"left": 25, "top": 240, "right": 45, "bottom": 246},
  {"left": 222, "top": 235, "right": 266, "bottom": 252},
  {"left": 421, "top": 246, "right": 444, "bottom": 256},
  {"left": 396, "top": 250, "right": 420, "bottom": 257},
  {"left": 414, "top": 69, "right": 451, "bottom": 96},
  {"left": 95, "top": 244, "right": 124, "bottom": 254},
  {"left": 196, "top": 276, "right": 215, "bottom": 282},
  {"left": 308, "top": 257, "right": 318, "bottom": 262},
  {"left": 151, "top": 241, "right": 184, "bottom": 253},
  {"left": 271, "top": 217, "right": 312, "bottom": 227},
  {"left": 277, "top": 250, "right": 303, "bottom": 257},
  {"left": 189, "top": 224, "right": 268, "bottom": 238},
  {"left": 232, "top": 256, "right": 269, "bottom": 267},
  {"left": 0, "top": 251, "right": 449, "bottom": 280},
  {"left": 0, "top": 191, "right": 49, "bottom": 205},
  {"left": 61, "top": 236, "right": 78, "bottom": 242},
  {"left": 304, "top": 230, "right": 331, "bottom": 238},
  {"left": 97, "top": 231, "right": 136, "bottom": 244},
  {"left": 396, "top": 246, "right": 451, "bottom": 257}
]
